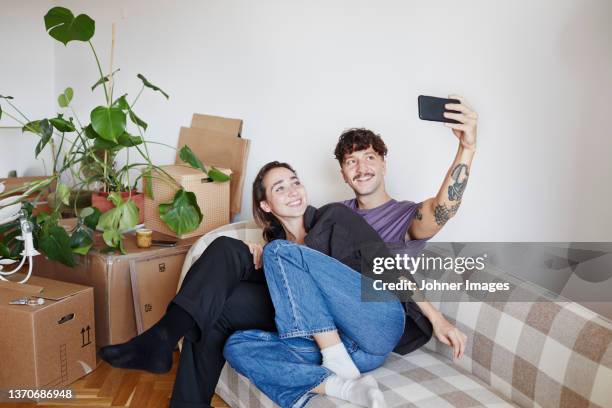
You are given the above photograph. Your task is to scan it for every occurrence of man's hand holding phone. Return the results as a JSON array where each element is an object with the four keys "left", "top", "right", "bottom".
[
  {"left": 418, "top": 94, "right": 478, "bottom": 151},
  {"left": 444, "top": 94, "right": 478, "bottom": 151}
]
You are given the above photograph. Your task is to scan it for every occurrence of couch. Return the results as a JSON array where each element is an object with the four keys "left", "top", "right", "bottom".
[{"left": 178, "top": 221, "right": 612, "bottom": 408}]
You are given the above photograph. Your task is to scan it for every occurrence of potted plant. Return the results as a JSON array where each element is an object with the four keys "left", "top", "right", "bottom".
[{"left": 0, "top": 6, "right": 229, "bottom": 264}]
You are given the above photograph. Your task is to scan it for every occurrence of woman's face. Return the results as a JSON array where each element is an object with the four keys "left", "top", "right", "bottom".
[{"left": 259, "top": 166, "right": 308, "bottom": 219}]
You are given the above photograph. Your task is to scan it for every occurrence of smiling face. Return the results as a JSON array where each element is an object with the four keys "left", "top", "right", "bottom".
[
  {"left": 259, "top": 166, "right": 308, "bottom": 220},
  {"left": 340, "top": 146, "right": 387, "bottom": 197}
]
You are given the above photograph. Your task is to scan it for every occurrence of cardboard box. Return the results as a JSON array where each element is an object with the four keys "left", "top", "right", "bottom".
[
  {"left": 0, "top": 275, "right": 96, "bottom": 390},
  {"left": 32, "top": 232, "right": 198, "bottom": 347},
  {"left": 177, "top": 120, "right": 250, "bottom": 217},
  {"left": 130, "top": 252, "right": 188, "bottom": 334},
  {"left": 144, "top": 165, "right": 231, "bottom": 239}
]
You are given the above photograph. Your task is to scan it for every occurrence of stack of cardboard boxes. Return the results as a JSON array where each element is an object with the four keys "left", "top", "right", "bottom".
[{"left": 0, "top": 113, "right": 250, "bottom": 394}]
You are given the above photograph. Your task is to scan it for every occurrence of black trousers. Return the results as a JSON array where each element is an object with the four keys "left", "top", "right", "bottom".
[{"left": 169, "top": 236, "right": 276, "bottom": 408}]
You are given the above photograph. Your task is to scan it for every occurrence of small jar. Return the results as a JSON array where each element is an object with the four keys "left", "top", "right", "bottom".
[{"left": 136, "top": 229, "right": 153, "bottom": 248}]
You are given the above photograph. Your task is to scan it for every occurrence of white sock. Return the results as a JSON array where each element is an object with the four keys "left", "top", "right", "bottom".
[
  {"left": 324, "top": 374, "right": 387, "bottom": 408},
  {"left": 320, "top": 342, "right": 360, "bottom": 380}
]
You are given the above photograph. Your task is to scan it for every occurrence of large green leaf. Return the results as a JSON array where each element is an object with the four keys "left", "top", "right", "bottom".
[
  {"left": 57, "top": 87, "right": 73, "bottom": 107},
  {"left": 128, "top": 110, "right": 148, "bottom": 130},
  {"left": 137, "top": 74, "right": 169, "bottom": 99},
  {"left": 93, "top": 137, "right": 120, "bottom": 151},
  {"left": 118, "top": 132, "right": 143, "bottom": 147},
  {"left": 96, "top": 193, "right": 139, "bottom": 224},
  {"left": 96, "top": 193, "right": 139, "bottom": 253},
  {"left": 179, "top": 145, "right": 206, "bottom": 172},
  {"left": 34, "top": 119, "right": 53, "bottom": 157},
  {"left": 69, "top": 226, "right": 93, "bottom": 255},
  {"left": 102, "top": 229, "right": 124, "bottom": 253},
  {"left": 0, "top": 242, "right": 10, "bottom": 258},
  {"left": 54, "top": 182, "right": 70, "bottom": 210},
  {"left": 44, "top": 7, "right": 95, "bottom": 46},
  {"left": 39, "top": 225, "right": 76, "bottom": 267},
  {"left": 79, "top": 206, "right": 101, "bottom": 230},
  {"left": 158, "top": 189, "right": 202, "bottom": 235},
  {"left": 90, "top": 106, "right": 126, "bottom": 142},
  {"left": 50, "top": 114, "right": 76, "bottom": 132},
  {"left": 84, "top": 123, "right": 99, "bottom": 139},
  {"left": 208, "top": 167, "right": 231, "bottom": 182},
  {"left": 112, "top": 93, "right": 130, "bottom": 110}
]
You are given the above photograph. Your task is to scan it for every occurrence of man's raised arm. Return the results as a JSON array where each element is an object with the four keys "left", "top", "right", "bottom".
[{"left": 408, "top": 95, "right": 478, "bottom": 240}]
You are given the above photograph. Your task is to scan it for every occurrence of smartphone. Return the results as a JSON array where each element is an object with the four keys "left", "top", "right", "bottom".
[
  {"left": 151, "top": 239, "right": 178, "bottom": 247},
  {"left": 418, "top": 95, "right": 461, "bottom": 124}
]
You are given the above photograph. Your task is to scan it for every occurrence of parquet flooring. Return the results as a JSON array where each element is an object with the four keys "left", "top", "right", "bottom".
[{"left": 1, "top": 351, "right": 229, "bottom": 408}]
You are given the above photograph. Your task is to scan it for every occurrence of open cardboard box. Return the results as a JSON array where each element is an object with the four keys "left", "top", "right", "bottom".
[
  {"left": 0, "top": 274, "right": 96, "bottom": 394},
  {"left": 175, "top": 113, "right": 250, "bottom": 218}
]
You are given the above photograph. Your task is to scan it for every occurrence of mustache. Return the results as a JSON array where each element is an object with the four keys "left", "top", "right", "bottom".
[{"left": 353, "top": 172, "right": 375, "bottom": 181}]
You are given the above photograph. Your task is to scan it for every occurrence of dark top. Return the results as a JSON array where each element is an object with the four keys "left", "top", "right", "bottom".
[{"left": 270, "top": 203, "right": 433, "bottom": 355}]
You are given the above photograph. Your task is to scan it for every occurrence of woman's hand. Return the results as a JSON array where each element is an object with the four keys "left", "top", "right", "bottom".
[
  {"left": 245, "top": 241, "right": 263, "bottom": 269},
  {"left": 443, "top": 94, "right": 478, "bottom": 151},
  {"left": 431, "top": 313, "right": 467, "bottom": 360}
]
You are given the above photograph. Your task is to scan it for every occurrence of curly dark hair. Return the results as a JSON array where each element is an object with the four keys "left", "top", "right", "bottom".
[{"left": 334, "top": 128, "right": 388, "bottom": 166}]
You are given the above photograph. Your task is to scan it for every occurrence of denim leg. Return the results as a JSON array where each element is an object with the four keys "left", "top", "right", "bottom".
[
  {"left": 224, "top": 330, "right": 332, "bottom": 408},
  {"left": 263, "top": 240, "right": 405, "bottom": 355}
]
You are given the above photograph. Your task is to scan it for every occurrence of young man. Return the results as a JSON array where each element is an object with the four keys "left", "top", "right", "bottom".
[
  {"left": 100, "top": 95, "right": 476, "bottom": 408},
  {"left": 334, "top": 94, "right": 477, "bottom": 359}
]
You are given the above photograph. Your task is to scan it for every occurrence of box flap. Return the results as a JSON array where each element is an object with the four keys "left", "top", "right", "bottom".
[
  {"left": 0, "top": 278, "right": 43, "bottom": 295},
  {"left": 0, "top": 274, "right": 91, "bottom": 301},
  {"left": 191, "top": 113, "right": 243, "bottom": 137}
]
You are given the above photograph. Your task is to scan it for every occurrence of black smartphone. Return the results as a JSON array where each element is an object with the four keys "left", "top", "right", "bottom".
[
  {"left": 418, "top": 95, "right": 461, "bottom": 124},
  {"left": 151, "top": 239, "right": 178, "bottom": 247}
]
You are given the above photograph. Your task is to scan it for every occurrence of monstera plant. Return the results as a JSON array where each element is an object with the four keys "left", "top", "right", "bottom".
[{"left": 0, "top": 6, "right": 229, "bottom": 263}]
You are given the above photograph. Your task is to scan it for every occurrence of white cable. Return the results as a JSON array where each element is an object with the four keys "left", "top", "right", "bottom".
[{"left": 0, "top": 210, "right": 37, "bottom": 283}]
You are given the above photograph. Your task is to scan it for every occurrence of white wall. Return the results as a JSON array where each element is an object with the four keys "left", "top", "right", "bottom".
[
  {"left": 3, "top": 0, "right": 611, "bottom": 241},
  {"left": 0, "top": 0, "right": 55, "bottom": 176}
]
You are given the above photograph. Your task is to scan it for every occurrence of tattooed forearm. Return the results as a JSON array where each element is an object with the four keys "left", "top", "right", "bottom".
[
  {"left": 414, "top": 202, "right": 423, "bottom": 221},
  {"left": 448, "top": 163, "right": 469, "bottom": 201},
  {"left": 434, "top": 202, "right": 461, "bottom": 226}
]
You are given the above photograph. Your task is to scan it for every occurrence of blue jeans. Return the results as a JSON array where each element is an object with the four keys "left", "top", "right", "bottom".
[{"left": 224, "top": 240, "right": 405, "bottom": 408}]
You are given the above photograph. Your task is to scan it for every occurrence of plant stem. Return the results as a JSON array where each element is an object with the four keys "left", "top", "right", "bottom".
[
  {"left": 103, "top": 150, "right": 108, "bottom": 193},
  {"left": 5, "top": 99, "right": 31, "bottom": 123},
  {"left": 88, "top": 41, "right": 110, "bottom": 105},
  {"left": 130, "top": 85, "right": 145, "bottom": 108},
  {"left": 109, "top": 23, "right": 116, "bottom": 105},
  {"left": 70, "top": 106, "right": 84, "bottom": 129},
  {"left": 54, "top": 133, "right": 65, "bottom": 174},
  {"left": 143, "top": 140, "right": 178, "bottom": 150}
]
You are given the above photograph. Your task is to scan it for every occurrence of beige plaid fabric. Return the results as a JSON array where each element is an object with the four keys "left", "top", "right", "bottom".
[{"left": 179, "top": 222, "right": 612, "bottom": 408}]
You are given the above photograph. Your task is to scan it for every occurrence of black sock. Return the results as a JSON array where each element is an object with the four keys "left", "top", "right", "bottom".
[{"left": 99, "top": 303, "right": 195, "bottom": 373}]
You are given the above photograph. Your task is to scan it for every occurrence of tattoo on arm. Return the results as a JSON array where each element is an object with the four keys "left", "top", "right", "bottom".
[
  {"left": 434, "top": 202, "right": 461, "bottom": 226},
  {"left": 414, "top": 202, "right": 423, "bottom": 221},
  {"left": 448, "top": 163, "right": 469, "bottom": 201}
]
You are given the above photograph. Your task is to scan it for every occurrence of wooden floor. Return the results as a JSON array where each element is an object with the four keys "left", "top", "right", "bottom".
[{"left": 2, "top": 351, "right": 229, "bottom": 408}]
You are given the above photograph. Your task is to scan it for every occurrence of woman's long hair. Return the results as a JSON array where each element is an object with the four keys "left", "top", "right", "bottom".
[{"left": 252, "top": 161, "right": 297, "bottom": 242}]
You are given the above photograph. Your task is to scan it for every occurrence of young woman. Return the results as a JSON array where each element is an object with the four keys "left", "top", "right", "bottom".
[{"left": 223, "top": 161, "right": 407, "bottom": 408}]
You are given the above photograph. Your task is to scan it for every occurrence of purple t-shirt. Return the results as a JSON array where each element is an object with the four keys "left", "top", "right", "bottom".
[{"left": 342, "top": 198, "right": 430, "bottom": 255}]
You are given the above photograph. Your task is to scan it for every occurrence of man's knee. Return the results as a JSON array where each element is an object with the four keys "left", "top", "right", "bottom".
[{"left": 262, "top": 239, "right": 298, "bottom": 262}]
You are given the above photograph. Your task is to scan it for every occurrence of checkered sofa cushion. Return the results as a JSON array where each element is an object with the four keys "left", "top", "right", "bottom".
[{"left": 179, "top": 222, "right": 612, "bottom": 408}]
